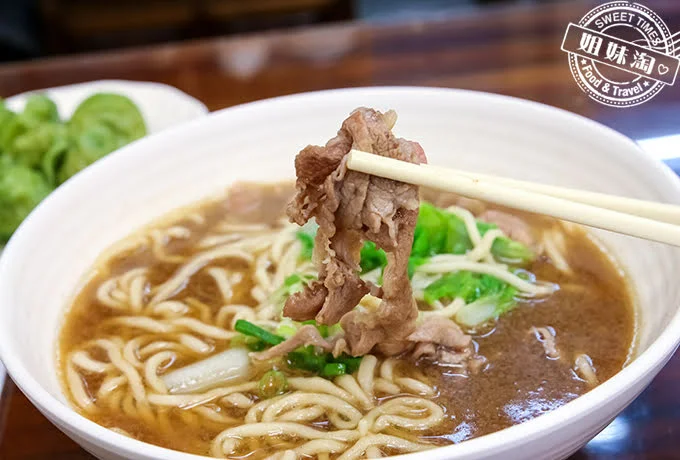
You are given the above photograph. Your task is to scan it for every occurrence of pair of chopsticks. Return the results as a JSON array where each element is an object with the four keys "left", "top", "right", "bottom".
[{"left": 346, "top": 149, "right": 680, "bottom": 247}]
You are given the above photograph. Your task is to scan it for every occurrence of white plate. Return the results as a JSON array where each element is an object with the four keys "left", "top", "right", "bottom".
[{"left": 0, "top": 80, "right": 208, "bottom": 395}]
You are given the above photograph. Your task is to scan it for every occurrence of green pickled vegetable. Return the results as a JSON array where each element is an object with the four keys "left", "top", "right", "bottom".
[
  {"left": 0, "top": 100, "right": 16, "bottom": 144},
  {"left": 8, "top": 123, "right": 68, "bottom": 171},
  {"left": 22, "top": 94, "right": 59, "bottom": 124},
  {"left": 0, "top": 92, "right": 146, "bottom": 240},
  {"left": 59, "top": 93, "right": 146, "bottom": 182},
  {"left": 69, "top": 93, "right": 146, "bottom": 140},
  {"left": 0, "top": 157, "right": 52, "bottom": 241},
  {"left": 258, "top": 370, "right": 288, "bottom": 399}
]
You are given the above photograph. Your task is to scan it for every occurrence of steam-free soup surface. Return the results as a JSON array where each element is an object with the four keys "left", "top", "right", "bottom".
[{"left": 59, "top": 182, "right": 635, "bottom": 458}]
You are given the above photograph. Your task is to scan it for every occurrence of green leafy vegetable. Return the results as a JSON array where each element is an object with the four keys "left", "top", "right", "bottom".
[
  {"left": 412, "top": 202, "right": 535, "bottom": 266},
  {"left": 284, "top": 274, "right": 313, "bottom": 294},
  {"left": 423, "top": 270, "right": 519, "bottom": 326},
  {"left": 454, "top": 285, "right": 517, "bottom": 327},
  {"left": 296, "top": 231, "right": 315, "bottom": 260},
  {"left": 423, "top": 271, "right": 480, "bottom": 304},
  {"left": 424, "top": 271, "right": 518, "bottom": 305},
  {"left": 360, "top": 241, "right": 386, "bottom": 274},
  {"left": 0, "top": 157, "right": 53, "bottom": 241},
  {"left": 454, "top": 297, "right": 499, "bottom": 327},
  {"left": 295, "top": 220, "right": 319, "bottom": 261},
  {"left": 258, "top": 370, "right": 288, "bottom": 399},
  {"left": 490, "top": 238, "right": 535, "bottom": 265},
  {"left": 412, "top": 201, "right": 447, "bottom": 257},
  {"left": 285, "top": 201, "right": 536, "bottom": 328},
  {"left": 407, "top": 256, "right": 428, "bottom": 279}
]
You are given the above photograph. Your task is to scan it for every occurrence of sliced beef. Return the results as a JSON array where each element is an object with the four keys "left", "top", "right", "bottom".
[
  {"left": 530, "top": 326, "right": 559, "bottom": 359},
  {"left": 284, "top": 107, "right": 424, "bottom": 356},
  {"left": 408, "top": 317, "right": 472, "bottom": 349},
  {"left": 408, "top": 317, "right": 478, "bottom": 370},
  {"left": 252, "top": 325, "right": 331, "bottom": 361},
  {"left": 284, "top": 281, "right": 327, "bottom": 322},
  {"left": 478, "top": 209, "right": 535, "bottom": 248}
]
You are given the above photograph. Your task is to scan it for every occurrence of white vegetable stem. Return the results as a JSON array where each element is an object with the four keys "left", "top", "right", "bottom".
[{"left": 162, "top": 348, "right": 250, "bottom": 394}]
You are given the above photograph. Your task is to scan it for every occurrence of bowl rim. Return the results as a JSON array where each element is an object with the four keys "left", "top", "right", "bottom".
[{"left": 1, "top": 86, "right": 680, "bottom": 459}]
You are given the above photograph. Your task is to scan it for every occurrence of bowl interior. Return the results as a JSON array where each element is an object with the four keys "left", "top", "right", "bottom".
[{"left": 2, "top": 87, "right": 680, "bottom": 457}]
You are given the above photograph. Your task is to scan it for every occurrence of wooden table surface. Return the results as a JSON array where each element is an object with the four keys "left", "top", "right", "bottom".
[{"left": 2, "top": 0, "right": 680, "bottom": 458}]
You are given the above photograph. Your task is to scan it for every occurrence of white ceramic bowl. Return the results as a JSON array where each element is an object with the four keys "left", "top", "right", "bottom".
[{"left": 1, "top": 87, "right": 679, "bottom": 460}]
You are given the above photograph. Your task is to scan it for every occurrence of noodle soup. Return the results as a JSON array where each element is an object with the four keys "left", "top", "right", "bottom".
[{"left": 58, "top": 182, "right": 635, "bottom": 459}]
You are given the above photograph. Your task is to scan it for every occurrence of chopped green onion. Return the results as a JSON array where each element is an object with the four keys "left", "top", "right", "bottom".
[
  {"left": 231, "top": 335, "right": 269, "bottom": 352},
  {"left": 333, "top": 354, "right": 362, "bottom": 374},
  {"left": 258, "top": 370, "right": 288, "bottom": 399},
  {"left": 275, "top": 320, "right": 298, "bottom": 339},
  {"left": 287, "top": 347, "right": 327, "bottom": 373},
  {"left": 234, "top": 320, "right": 285, "bottom": 346},
  {"left": 321, "top": 363, "right": 346, "bottom": 377}
]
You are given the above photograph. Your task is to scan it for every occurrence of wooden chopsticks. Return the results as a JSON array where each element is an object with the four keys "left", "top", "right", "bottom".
[{"left": 346, "top": 149, "right": 680, "bottom": 247}]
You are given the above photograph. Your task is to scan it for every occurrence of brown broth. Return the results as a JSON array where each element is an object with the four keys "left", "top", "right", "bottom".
[{"left": 58, "top": 182, "right": 636, "bottom": 457}]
